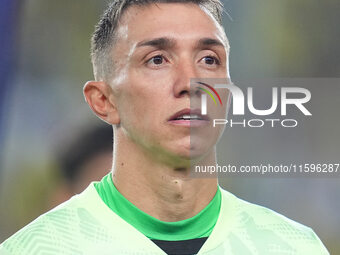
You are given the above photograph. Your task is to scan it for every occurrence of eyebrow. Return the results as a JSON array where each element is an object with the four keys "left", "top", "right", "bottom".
[
  {"left": 136, "top": 37, "right": 225, "bottom": 50},
  {"left": 196, "top": 38, "right": 225, "bottom": 48},
  {"left": 136, "top": 37, "right": 176, "bottom": 49}
]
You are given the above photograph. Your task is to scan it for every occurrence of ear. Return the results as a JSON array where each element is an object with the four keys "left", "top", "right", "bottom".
[{"left": 83, "top": 81, "right": 120, "bottom": 125}]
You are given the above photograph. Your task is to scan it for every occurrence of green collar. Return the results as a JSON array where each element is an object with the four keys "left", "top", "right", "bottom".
[{"left": 95, "top": 173, "right": 221, "bottom": 241}]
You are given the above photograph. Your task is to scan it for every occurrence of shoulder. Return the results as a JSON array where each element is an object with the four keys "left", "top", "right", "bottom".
[
  {"left": 0, "top": 184, "right": 112, "bottom": 255},
  {"left": 218, "top": 188, "right": 329, "bottom": 254}
]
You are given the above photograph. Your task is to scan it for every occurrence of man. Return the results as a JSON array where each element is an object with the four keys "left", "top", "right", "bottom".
[{"left": 0, "top": 0, "right": 329, "bottom": 254}]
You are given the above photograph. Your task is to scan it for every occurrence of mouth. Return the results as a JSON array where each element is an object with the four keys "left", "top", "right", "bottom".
[{"left": 168, "top": 108, "right": 210, "bottom": 127}]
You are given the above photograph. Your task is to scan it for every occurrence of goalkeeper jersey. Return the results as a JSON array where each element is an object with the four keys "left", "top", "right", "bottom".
[
  {"left": 93, "top": 173, "right": 221, "bottom": 254},
  {"left": 0, "top": 182, "right": 329, "bottom": 254}
]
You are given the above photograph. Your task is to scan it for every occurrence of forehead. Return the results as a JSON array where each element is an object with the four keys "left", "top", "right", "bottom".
[{"left": 115, "top": 3, "right": 227, "bottom": 48}]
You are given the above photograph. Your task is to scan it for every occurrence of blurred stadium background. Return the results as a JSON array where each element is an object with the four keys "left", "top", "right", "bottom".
[{"left": 0, "top": 0, "right": 339, "bottom": 253}]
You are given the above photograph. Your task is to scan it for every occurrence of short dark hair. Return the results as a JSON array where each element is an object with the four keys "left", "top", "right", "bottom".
[
  {"left": 58, "top": 125, "right": 113, "bottom": 184},
  {"left": 91, "top": 0, "right": 224, "bottom": 80}
]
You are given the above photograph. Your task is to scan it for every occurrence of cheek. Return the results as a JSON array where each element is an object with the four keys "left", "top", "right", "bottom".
[
  {"left": 219, "top": 90, "right": 230, "bottom": 116},
  {"left": 116, "top": 67, "right": 175, "bottom": 136},
  {"left": 118, "top": 87, "right": 146, "bottom": 124},
  {"left": 117, "top": 81, "right": 167, "bottom": 131}
]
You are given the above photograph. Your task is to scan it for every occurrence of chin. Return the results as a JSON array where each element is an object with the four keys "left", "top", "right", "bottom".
[
  {"left": 157, "top": 138, "right": 216, "bottom": 167},
  {"left": 189, "top": 146, "right": 214, "bottom": 161},
  {"left": 173, "top": 143, "right": 214, "bottom": 161}
]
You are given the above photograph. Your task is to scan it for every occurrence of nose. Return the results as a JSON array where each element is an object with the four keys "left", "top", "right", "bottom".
[{"left": 172, "top": 59, "right": 198, "bottom": 98}]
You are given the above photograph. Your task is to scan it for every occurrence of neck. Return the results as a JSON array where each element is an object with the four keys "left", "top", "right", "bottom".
[{"left": 111, "top": 130, "right": 218, "bottom": 222}]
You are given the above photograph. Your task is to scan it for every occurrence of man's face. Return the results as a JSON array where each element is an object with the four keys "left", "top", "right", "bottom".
[{"left": 110, "top": 3, "right": 229, "bottom": 163}]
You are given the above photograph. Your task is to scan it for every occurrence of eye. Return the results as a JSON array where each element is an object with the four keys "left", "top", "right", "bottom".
[
  {"left": 146, "top": 55, "right": 165, "bottom": 66},
  {"left": 202, "top": 56, "right": 220, "bottom": 65}
]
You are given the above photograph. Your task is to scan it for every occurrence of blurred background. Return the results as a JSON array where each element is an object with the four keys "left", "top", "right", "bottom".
[{"left": 0, "top": 0, "right": 339, "bottom": 253}]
